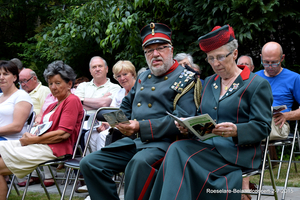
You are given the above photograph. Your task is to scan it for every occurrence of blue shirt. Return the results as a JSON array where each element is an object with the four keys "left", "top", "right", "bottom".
[{"left": 256, "top": 68, "right": 300, "bottom": 112}]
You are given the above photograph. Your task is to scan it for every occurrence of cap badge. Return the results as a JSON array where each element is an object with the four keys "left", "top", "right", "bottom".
[{"left": 150, "top": 23, "right": 155, "bottom": 35}]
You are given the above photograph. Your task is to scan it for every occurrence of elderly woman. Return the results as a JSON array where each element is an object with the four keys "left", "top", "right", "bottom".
[
  {"left": 0, "top": 60, "right": 33, "bottom": 141},
  {"left": 149, "top": 25, "right": 273, "bottom": 199},
  {"left": 85, "top": 60, "right": 136, "bottom": 152},
  {"left": 0, "top": 60, "right": 84, "bottom": 198}
]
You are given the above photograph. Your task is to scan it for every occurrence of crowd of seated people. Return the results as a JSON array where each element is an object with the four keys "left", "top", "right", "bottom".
[
  {"left": 0, "top": 60, "right": 84, "bottom": 199},
  {"left": 2, "top": 22, "right": 300, "bottom": 200}
]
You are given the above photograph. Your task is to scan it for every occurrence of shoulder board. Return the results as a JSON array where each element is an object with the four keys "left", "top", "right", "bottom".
[{"left": 170, "top": 69, "right": 195, "bottom": 93}]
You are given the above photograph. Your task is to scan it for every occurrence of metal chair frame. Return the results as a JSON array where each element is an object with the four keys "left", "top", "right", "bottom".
[
  {"left": 19, "top": 109, "right": 86, "bottom": 200},
  {"left": 242, "top": 136, "right": 278, "bottom": 200},
  {"left": 268, "top": 119, "right": 300, "bottom": 200},
  {"left": 61, "top": 107, "right": 120, "bottom": 200}
]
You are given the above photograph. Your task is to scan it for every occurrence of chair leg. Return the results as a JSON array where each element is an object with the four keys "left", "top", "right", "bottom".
[
  {"left": 267, "top": 153, "right": 278, "bottom": 200},
  {"left": 21, "top": 173, "right": 32, "bottom": 200},
  {"left": 277, "top": 145, "right": 285, "bottom": 179},
  {"left": 48, "top": 165, "right": 62, "bottom": 196},
  {"left": 6, "top": 175, "right": 20, "bottom": 199},
  {"left": 60, "top": 167, "right": 72, "bottom": 200},
  {"left": 36, "top": 168, "right": 51, "bottom": 200},
  {"left": 281, "top": 127, "right": 298, "bottom": 200},
  {"left": 68, "top": 170, "right": 80, "bottom": 200}
]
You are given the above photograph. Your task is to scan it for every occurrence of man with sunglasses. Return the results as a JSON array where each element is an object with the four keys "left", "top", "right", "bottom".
[
  {"left": 19, "top": 68, "right": 50, "bottom": 116},
  {"left": 256, "top": 41, "right": 300, "bottom": 140}
]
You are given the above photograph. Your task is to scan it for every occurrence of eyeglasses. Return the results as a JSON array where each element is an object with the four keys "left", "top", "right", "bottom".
[
  {"left": 205, "top": 52, "right": 232, "bottom": 64},
  {"left": 261, "top": 56, "right": 282, "bottom": 67},
  {"left": 19, "top": 76, "right": 33, "bottom": 84},
  {"left": 144, "top": 46, "right": 171, "bottom": 55}
]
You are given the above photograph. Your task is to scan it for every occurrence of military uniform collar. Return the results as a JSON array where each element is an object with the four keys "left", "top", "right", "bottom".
[
  {"left": 214, "top": 65, "right": 250, "bottom": 81},
  {"left": 160, "top": 60, "right": 179, "bottom": 76}
]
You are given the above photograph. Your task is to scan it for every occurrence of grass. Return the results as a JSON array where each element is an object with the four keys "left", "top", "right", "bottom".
[
  {"left": 7, "top": 190, "right": 86, "bottom": 200},
  {"left": 7, "top": 162, "right": 300, "bottom": 199},
  {"left": 250, "top": 162, "right": 300, "bottom": 187}
]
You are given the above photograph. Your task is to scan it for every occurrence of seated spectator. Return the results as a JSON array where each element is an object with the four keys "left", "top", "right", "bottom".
[
  {"left": 174, "top": 52, "right": 194, "bottom": 67},
  {"left": 0, "top": 60, "right": 84, "bottom": 198},
  {"left": 19, "top": 68, "right": 51, "bottom": 115},
  {"left": 0, "top": 60, "right": 33, "bottom": 183},
  {"left": 149, "top": 24, "right": 273, "bottom": 200},
  {"left": 10, "top": 58, "right": 24, "bottom": 73},
  {"left": 237, "top": 55, "right": 255, "bottom": 72},
  {"left": 78, "top": 60, "right": 136, "bottom": 195},
  {"left": 74, "top": 76, "right": 90, "bottom": 89},
  {"left": 137, "top": 67, "right": 147, "bottom": 76},
  {"left": 85, "top": 60, "right": 136, "bottom": 152},
  {"left": 21, "top": 74, "right": 88, "bottom": 187},
  {"left": 0, "top": 60, "right": 33, "bottom": 141},
  {"left": 192, "top": 63, "right": 204, "bottom": 85}
]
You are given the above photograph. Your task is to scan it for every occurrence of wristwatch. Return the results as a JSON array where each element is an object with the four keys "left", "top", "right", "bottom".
[{"left": 80, "top": 97, "right": 84, "bottom": 104}]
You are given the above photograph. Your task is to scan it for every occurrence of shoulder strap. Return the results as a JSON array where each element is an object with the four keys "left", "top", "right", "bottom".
[{"left": 173, "top": 77, "right": 202, "bottom": 110}]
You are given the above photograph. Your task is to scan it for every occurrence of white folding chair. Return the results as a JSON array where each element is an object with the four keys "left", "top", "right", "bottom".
[
  {"left": 242, "top": 136, "right": 278, "bottom": 200},
  {"left": 20, "top": 109, "right": 86, "bottom": 200},
  {"left": 268, "top": 118, "right": 300, "bottom": 200},
  {"left": 61, "top": 107, "right": 120, "bottom": 200}
]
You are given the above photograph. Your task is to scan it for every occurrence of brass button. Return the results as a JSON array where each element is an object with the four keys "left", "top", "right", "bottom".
[
  {"left": 137, "top": 103, "right": 141, "bottom": 107},
  {"left": 140, "top": 86, "right": 144, "bottom": 91},
  {"left": 214, "top": 107, "right": 217, "bottom": 110},
  {"left": 151, "top": 87, "right": 155, "bottom": 91},
  {"left": 164, "top": 76, "right": 168, "bottom": 80},
  {"left": 148, "top": 103, "right": 152, "bottom": 108},
  {"left": 148, "top": 74, "right": 152, "bottom": 79}
]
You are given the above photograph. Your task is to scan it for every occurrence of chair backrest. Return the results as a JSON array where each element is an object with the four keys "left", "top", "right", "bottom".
[
  {"left": 82, "top": 107, "right": 119, "bottom": 156},
  {"left": 72, "top": 109, "right": 87, "bottom": 159},
  {"left": 96, "top": 107, "right": 120, "bottom": 121},
  {"left": 26, "top": 111, "right": 36, "bottom": 132}
]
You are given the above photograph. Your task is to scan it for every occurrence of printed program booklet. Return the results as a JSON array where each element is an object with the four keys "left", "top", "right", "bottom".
[
  {"left": 30, "top": 121, "right": 53, "bottom": 136},
  {"left": 166, "top": 111, "right": 218, "bottom": 141},
  {"left": 102, "top": 110, "right": 130, "bottom": 128},
  {"left": 273, "top": 105, "right": 287, "bottom": 114}
]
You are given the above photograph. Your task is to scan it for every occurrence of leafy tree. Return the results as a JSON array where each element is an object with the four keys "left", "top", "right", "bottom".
[{"left": 2, "top": 0, "right": 300, "bottom": 81}]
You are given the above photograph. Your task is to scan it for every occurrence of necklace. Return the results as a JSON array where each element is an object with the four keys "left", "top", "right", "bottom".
[{"left": 222, "top": 74, "right": 239, "bottom": 91}]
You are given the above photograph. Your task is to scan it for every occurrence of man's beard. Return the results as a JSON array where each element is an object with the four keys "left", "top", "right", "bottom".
[{"left": 146, "top": 53, "right": 174, "bottom": 76}]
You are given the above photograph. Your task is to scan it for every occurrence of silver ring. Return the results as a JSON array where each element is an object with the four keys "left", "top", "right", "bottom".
[
  {"left": 124, "top": 131, "right": 126, "bottom": 134},
  {"left": 222, "top": 132, "right": 224, "bottom": 136}
]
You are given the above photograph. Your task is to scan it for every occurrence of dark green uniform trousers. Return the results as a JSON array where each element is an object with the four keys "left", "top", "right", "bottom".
[
  {"left": 150, "top": 139, "right": 243, "bottom": 200},
  {"left": 80, "top": 137, "right": 165, "bottom": 200}
]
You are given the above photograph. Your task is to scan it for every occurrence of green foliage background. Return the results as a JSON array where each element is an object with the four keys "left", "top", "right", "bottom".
[{"left": 1, "top": 0, "right": 300, "bottom": 83}]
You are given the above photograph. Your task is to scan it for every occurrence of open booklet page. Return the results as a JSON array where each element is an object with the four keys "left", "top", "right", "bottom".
[
  {"left": 166, "top": 111, "right": 218, "bottom": 141},
  {"left": 272, "top": 105, "right": 287, "bottom": 114},
  {"left": 102, "top": 110, "right": 130, "bottom": 128},
  {"left": 30, "top": 121, "right": 53, "bottom": 136}
]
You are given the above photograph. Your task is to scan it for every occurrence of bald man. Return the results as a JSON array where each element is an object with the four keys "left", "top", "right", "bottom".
[
  {"left": 19, "top": 68, "right": 50, "bottom": 115},
  {"left": 237, "top": 55, "right": 255, "bottom": 72},
  {"left": 256, "top": 41, "right": 300, "bottom": 127}
]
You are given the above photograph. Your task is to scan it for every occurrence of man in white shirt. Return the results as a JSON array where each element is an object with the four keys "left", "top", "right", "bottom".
[
  {"left": 75, "top": 56, "right": 120, "bottom": 115},
  {"left": 75, "top": 56, "right": 120, "bottom": 153}
]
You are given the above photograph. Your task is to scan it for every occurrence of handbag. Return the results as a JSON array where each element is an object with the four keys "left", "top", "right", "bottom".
[{"left": 269, "top": 117, "right": 290, "bottom": 141}]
